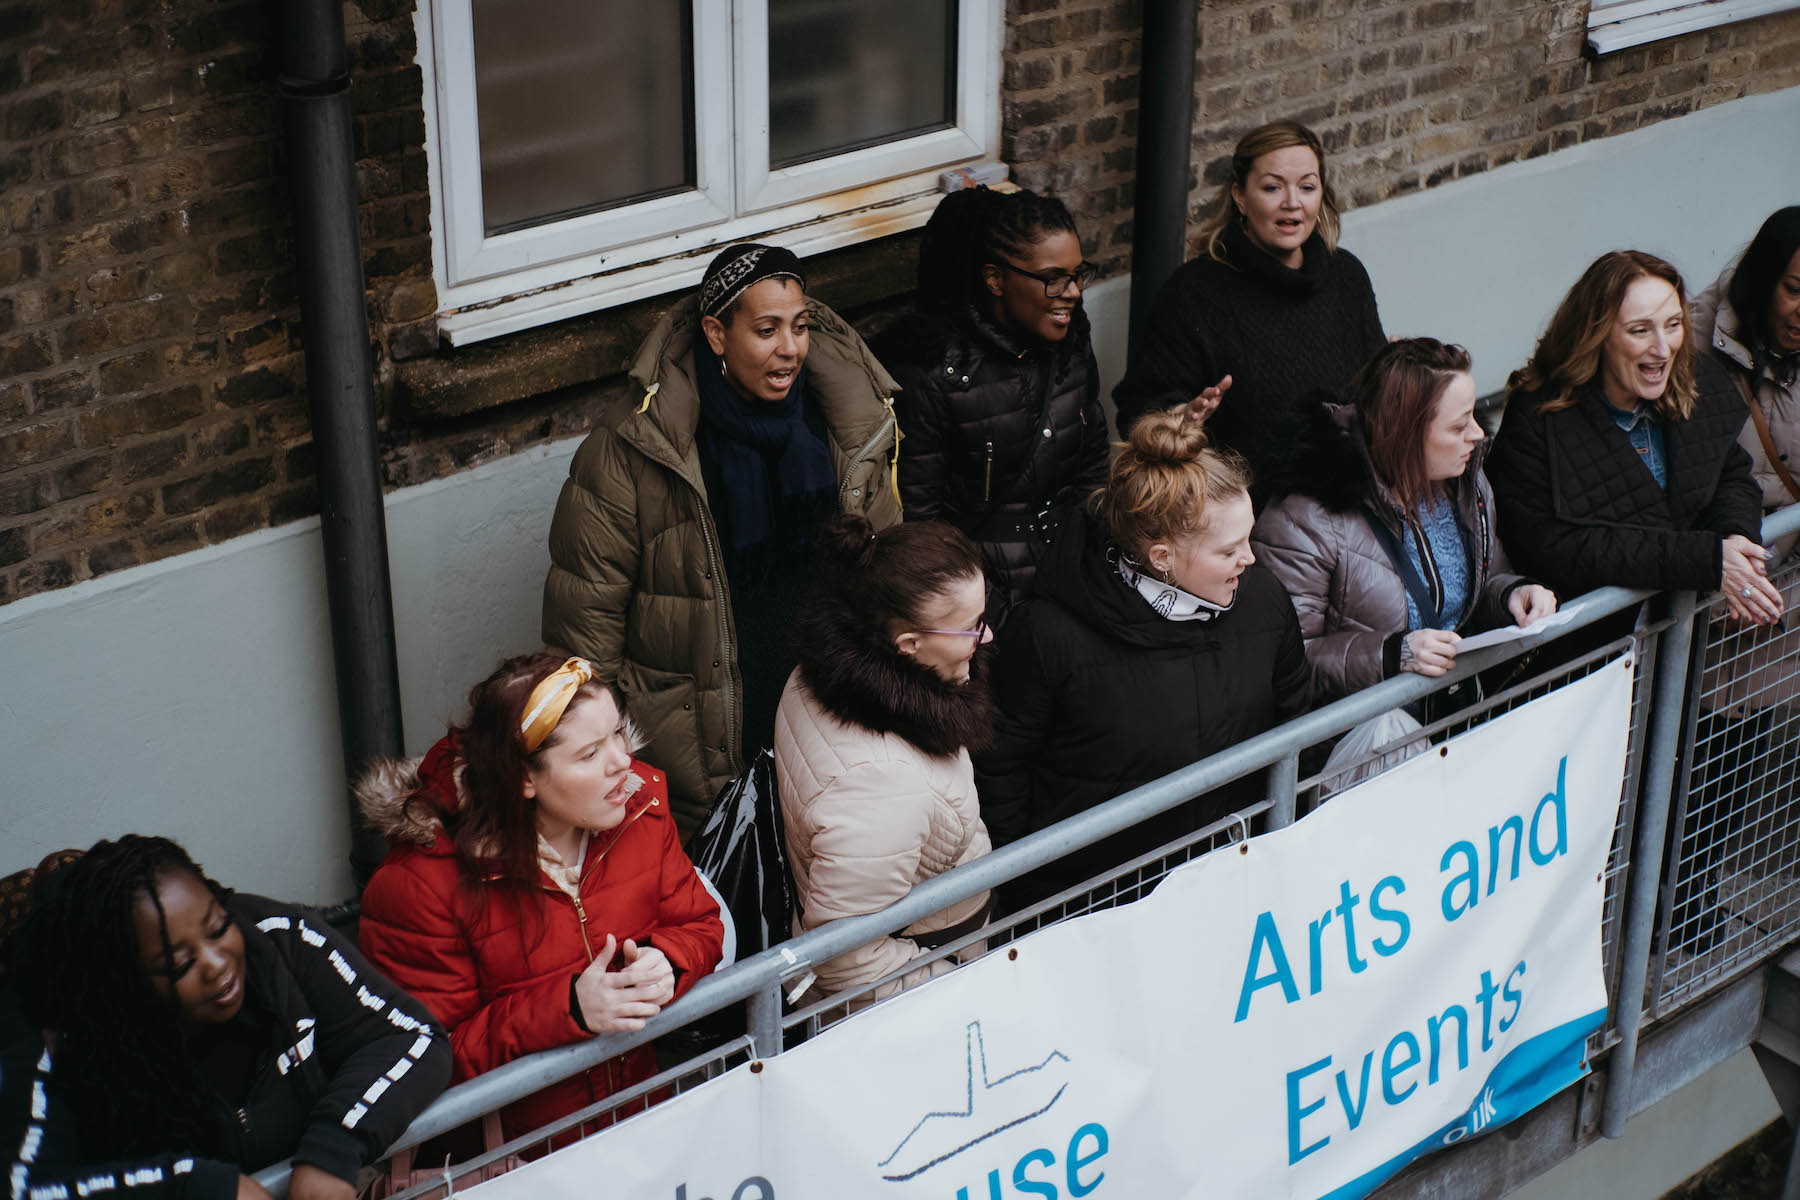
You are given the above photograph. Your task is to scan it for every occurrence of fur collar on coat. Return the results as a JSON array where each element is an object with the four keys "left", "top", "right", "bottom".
[{"left": 791, "top": 592, "right": 994, "bottom": 758}]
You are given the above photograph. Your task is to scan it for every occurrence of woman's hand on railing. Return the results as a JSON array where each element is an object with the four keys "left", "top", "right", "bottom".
[
  {"left": 237, "top": 1175, "right": 277, "bottom": 1200},
  {"left": 1400, "top": 629, "right": 1461, "bottom": 677},
  {"left": 1507, "top": 585, "right": 1558, "bottom": 626},
  {"left": 1721, "top": 535, "right": 1784, "bottom": 625},
  {"left": 574, "top": 934, "right": 669, "bottom": 1034},
  {"left": 284, "top": 1165, "right": 353, "bottom": 1200},
  {"left": 620, "top": 939, "right": 676, "bottom": 1006}
]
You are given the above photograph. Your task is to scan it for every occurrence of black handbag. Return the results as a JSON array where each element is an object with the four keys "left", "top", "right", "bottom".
[{"left": 684, "top": 748, "right": 800, "bottom": 960}]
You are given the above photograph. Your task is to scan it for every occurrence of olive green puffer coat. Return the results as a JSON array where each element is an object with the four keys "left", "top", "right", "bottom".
[{"left": 543, "top": 295, "right": 902, "bottom": 836}]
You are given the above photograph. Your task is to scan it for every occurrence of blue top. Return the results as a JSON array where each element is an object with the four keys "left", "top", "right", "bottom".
[
  {"left": 1606, "top": 400, "right": 1668, "bottom": 490},
  {"left": 1404, "top": 495, "right": 1471, "bottom": 630}
]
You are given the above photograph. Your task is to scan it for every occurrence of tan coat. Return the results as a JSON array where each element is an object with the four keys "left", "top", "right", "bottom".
[
  {"left": 774, "top": 671, "right": 991, "bottom": 1004},
  {"left": 1693, "top": 270, "right": 1800, "bottom": 713},
  {"left": 543, "top": 296, "right": 902, "bottom": 835}
]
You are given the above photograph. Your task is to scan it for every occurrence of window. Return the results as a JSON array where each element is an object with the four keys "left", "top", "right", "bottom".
[
  {"left": 418, "top": 0, "right": 1000, "bottom": 343},
  {"left": 1585, "top": 0, "right": 1800, "bottom": 54}
]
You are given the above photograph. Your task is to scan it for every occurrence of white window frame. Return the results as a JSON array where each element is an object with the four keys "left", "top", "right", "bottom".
[
  {"left": 416, "top": 0, "right": 1001, "bottom": 345},
  {"left": 1585, "top": 0, "right": 1800, "bottom": 53}
]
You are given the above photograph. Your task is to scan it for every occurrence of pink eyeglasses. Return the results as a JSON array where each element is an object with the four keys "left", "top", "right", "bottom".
[{"left": 911, "top": 614, "right": 990, "bottom": 641}]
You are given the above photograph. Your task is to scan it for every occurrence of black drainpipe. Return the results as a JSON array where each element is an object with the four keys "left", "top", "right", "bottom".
[
  {"left": 278, "top": 0, "right": 402, "bottom": 886},
  {"left": 1127, "top": 0, "right": 1200, "bottom": 344}
]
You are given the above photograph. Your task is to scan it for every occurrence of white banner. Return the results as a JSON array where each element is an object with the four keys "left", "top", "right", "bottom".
[{"left": 467, "top": 656, "right": 1633, "bottom": 1200}]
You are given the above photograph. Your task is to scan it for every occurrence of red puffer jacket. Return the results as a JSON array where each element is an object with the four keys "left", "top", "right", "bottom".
[{"left": 357, "top": 734, "right": 724, "bottom": 1140}]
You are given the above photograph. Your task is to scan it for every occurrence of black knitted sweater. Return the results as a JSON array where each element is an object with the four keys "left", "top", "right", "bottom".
[{"left": 1112, "top": 222, "right": 1386, "bottom": 499}]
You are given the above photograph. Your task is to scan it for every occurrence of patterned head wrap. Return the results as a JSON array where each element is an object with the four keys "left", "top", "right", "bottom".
[
  {"left": 698, "top": 243, "right": 806, "bottom": 320},
  {"left": 519, "top": 657, "right": 596, "bottom": 753}
]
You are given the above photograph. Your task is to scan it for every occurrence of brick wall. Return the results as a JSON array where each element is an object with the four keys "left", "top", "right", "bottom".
[
  {"left": 0, "top": 0, "right": 440, "bottom": 605},
  {"left": 1001, "top": 0, "right": 1800, "bottom": 268},
  {"left": 3, "top": 0, "right": 1799, "bottom": 606}
]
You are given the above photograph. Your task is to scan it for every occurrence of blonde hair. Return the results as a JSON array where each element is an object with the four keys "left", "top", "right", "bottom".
[
  {"left": 1509, "top": 250, "right": 1698, "bottom": 420},
  {"left": 1097, "top": 409, "right": 1252, "bottom": 562},
  {"left": 1195, "top": 120, "right": 1342, "bottom": 265}
]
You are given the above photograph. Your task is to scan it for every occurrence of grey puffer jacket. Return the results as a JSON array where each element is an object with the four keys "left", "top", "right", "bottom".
[
  {"left": 1252, "top": 404, "right": 1531, "bottom": 701},
  {"left": 1692, "top": 269, "right": 1800, "bottom": 513}
]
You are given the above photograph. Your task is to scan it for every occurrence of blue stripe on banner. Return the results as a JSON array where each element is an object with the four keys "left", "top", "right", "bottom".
[{"left": 1316, "top": 1006, "right": 1606, "bottom": 1200}]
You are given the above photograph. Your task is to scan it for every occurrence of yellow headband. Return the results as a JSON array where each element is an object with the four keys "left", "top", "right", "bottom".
[{"left": 519, "top": 658, "right": 596, "bottom": 753}]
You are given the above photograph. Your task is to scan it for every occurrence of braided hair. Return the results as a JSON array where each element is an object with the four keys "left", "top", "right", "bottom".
[
  {"left": 6, "top": 836, "right": 235, "bottom": 1159},
  {"left": 915, "top": 186, "right": 1079, "bottom": 316}
]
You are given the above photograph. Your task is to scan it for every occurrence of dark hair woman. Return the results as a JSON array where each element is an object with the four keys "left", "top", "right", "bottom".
[
  {"left": 872, "top": 188, "right": 1111, "bottom": 627},
  {"left": 1686, "top": 210, "right": 1800, "bottom": 953},
  {"left": 776, "top": 516, "right": 994, "bottom": 1006},
  {"left": 357, "top": 652, "right": 724, "bottom": 1141},
  {"left": 975, "top": 410, "right": 1309, "bottom": 910},
  {"left": 1487, "top": 250, "right": 1781, "bottom": 625},
  {"left": 1692, "top": 207, "right": 1800, "bottom": 515},
  {"left": 1112, "top": 120, "right": 1386, "bottom": 494},
  {"left": 544, "top": 241, "right": 902, "bottom": 836},
  {"left": 1253, "top": 339, "right": 1557, "bottom": 703},
  {"left": 3, "top": 836, "right": 449, "bottom": 1200}
]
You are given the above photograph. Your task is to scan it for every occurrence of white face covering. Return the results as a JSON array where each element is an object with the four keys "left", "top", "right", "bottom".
[{"left": 1114, "top": 551, "right": 1233, "bottom": 622}]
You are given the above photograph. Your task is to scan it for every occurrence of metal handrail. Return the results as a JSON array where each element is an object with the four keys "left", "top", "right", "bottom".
[{"left": 257, "top": 499, "right": 1800, "bottom": 1191}]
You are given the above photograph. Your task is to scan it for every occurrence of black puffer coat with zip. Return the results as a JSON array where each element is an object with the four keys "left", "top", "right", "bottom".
[
  {"left": 875, "top": 305, "right": 1110, "bottom": 626},
  {"left": 974, "top": 509, "right": 1310, "bottom": 909},
  {"left": 1485, "top": 354, "right": 1762, "bottom": 598}
]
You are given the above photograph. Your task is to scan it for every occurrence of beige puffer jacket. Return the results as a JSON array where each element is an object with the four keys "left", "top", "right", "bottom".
[
  {"left": 543, "top": 295, "right": 902, "bottom": 836},
  {"left": 774, "top": 672, "right": 991, "bottom": 1005}
]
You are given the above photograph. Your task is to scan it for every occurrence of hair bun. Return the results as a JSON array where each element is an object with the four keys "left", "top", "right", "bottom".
[
  {"left": 819, "top": 514, "right": 880, "bottom": 570},
  {"left": 1126, "top": 408, "right": 1210, "bottom": 466}
]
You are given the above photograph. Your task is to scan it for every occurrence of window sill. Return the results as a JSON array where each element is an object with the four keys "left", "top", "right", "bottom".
[
  {"left": 435, "top": 187, "right": 945, "bottom": 347},
  {"left": 398, "top": 226, "right": 924, "bottom": 420},
  {"left": 1585, "top": 0, "right": 1799, "bottom": 53}
]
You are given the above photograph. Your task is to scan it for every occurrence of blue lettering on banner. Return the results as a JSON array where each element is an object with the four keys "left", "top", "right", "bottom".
[
  {"left": 1284, "top": 959, "right": 1533, "bottom": 1165},
  {"left": 673, "top": 1179, "right": 775, "bottom": 1200},
  {"left": 948, "top": 1122, "right": 1110, "bottom": 1200}
]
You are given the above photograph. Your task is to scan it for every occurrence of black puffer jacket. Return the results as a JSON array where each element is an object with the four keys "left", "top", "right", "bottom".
[
  {"left": 974, "top": 509, "right": 1310, "bottom": 908},
  {"left": 1485, "top": 354, "right": 1762, "bottom": 598},
  {"left": 3, "top": 893, "right": 450, "bottom": 1200},
  {"left": 876, "top": 305, "right": 1110, "bottom": 624}
]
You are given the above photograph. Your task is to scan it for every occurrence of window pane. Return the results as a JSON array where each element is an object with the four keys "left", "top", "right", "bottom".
[
  {"left": 767, "top": 0, "right": 957, "bottom": 170},
  {"left": 471, "top": 1, "right": 695, "bottom": 236}
]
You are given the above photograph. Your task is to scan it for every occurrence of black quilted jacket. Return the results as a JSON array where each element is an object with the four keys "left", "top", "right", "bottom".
[
  {"left": 1485, "top": 354, "right": 1761, "bottom": 598},
  {"left": 874, "top": 305, "right": 1109, "bottom": 624}
]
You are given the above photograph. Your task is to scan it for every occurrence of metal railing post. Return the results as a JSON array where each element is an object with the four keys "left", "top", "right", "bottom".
[
  {"left": 747, "top": 983, "right": 784, "bottom": 1060},
  {"left": 1266, "top": 751, "right": 1300, "bottom": 829},
  {"left": 1601, "top": 590, "right": 1699, "bottom": 1137}
]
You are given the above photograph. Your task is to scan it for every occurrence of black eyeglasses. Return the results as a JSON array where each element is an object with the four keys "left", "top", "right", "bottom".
[{"left": 994, "top": 259, "right": 1098, "bottom": 298}]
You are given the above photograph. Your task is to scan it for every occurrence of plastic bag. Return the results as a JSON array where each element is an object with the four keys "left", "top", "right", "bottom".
[
  {"left": 684, "top": 748, "right": 799, "bottom": 960},
  {"left": 1317, "top": 708, "right": 1431, "bottom": 802}
]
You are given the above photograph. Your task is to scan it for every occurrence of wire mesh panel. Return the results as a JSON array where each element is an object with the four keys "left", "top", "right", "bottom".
[
  {"left": 1655, "top": 562, "right": 1800, "bottom": 1013},
  {"left": 1294, "top": 629, "right": 1651, "bottom": 1058},
  {"left": 782, "top": 803, "right": 1269, "bottom": 1040},
  {"left": 375, "top": 1036, "right": 755, "bottom": 1200}
]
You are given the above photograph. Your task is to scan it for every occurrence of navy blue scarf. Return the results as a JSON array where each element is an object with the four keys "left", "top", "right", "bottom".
[{"left": 693, "top": 338, "right": 837, "bottom": 580}]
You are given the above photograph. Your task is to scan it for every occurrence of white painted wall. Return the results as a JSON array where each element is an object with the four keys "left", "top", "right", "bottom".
[
  {"left": 2, "top": 89, "right": 1795, "bottom": 904},
  {"left": 1341, "top": 88, "right": 1800, "bottom": 396},
  {"left": 0, "top": 440, "right": 580, "bottom": 902}
]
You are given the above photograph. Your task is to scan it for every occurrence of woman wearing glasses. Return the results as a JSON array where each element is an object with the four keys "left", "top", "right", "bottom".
[
  {"left": 774, "top": 516, "right": 994, "bottom": 1005},
  {"left": 1113, "top": 120, "right": 1386, "bottom": 499},
  {"left": 873, "top": 187, "right": 1110, "bottom": 628},
  {"left": 976, "top": 409, "right": 1309, "bottom": 913}
]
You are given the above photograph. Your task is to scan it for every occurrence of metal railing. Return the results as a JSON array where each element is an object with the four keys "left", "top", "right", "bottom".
[{"left": 256, "top": 502, "right": 1800, "bottom": 1196}]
